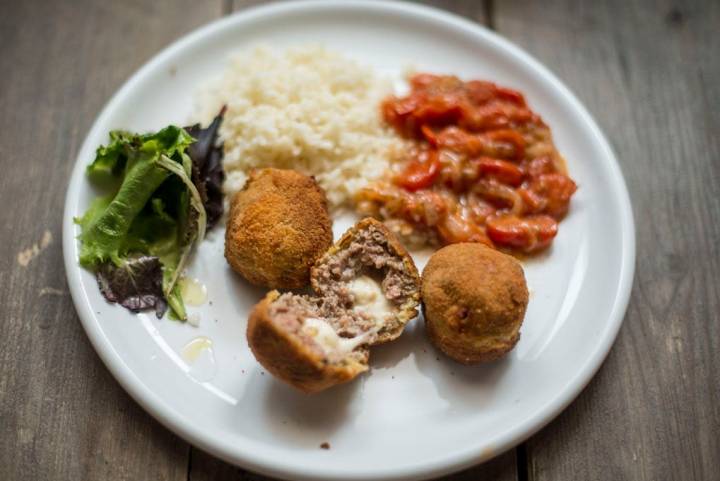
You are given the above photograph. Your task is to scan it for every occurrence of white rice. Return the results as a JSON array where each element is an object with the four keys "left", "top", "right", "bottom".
[{"left": 194, "top": 45, "right": 397, "bottom": 208}]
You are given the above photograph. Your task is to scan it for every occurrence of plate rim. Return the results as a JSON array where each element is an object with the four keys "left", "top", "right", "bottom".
[{"left": 62, "top": 1, "right": 636, "bottom": 480}]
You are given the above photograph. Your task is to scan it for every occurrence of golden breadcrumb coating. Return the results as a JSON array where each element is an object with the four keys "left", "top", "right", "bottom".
[
  {"left": 225, "top": 168, "right": 333, "bottom": 289},
  {"left": 422, "top": 243, "right": 529, "bottom": 364}
]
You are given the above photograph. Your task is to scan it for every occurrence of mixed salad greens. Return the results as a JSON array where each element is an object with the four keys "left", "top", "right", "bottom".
[{"left": 77, "top": 110, "right": 225, "bottom": 320}]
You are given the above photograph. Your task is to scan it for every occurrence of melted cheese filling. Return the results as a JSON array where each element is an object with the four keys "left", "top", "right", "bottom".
[
  {"left": 347, "top": 275, "right": 393, "bottom": 327},
  {"left": 302, "top": 317, "right": 374, "bottom": 355}
]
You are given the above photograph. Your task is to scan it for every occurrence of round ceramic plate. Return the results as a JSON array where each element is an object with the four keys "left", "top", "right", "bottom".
[{"left": 63, "top": 1, "right": 635, "bottom": 480}]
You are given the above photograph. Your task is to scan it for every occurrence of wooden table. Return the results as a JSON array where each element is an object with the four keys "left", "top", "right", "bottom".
[{"left": 1, "top": 0, "right": 718, "bottom": 479}]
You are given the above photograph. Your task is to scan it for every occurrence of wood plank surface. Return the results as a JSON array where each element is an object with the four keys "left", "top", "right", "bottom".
[
  {"left": 1, "top": 0, "right": 718, "bottom": 480},
  {"left": 0, "top": 1, "right": 222, "bottom": 480},
  {"left": 494, "top": 0, "right": 720, "bottom": 480}
]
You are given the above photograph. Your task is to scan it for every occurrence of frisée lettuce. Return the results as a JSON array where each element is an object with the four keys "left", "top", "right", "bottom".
[{"left": 77, "top": 112, "right": 224, "bottom": 320}]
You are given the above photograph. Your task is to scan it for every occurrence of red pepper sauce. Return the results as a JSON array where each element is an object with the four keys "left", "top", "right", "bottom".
[{"left": 356, "top": 73, "right": 577, "bottom": 254}]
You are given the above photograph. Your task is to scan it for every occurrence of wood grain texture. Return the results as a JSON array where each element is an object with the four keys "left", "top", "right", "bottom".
[
  {"left": 494, "top": 0, "right": 720, "bottom": 480},
  {"left": 189, "top": 447, "right": 518, "bottom": 481},
  {"left": 0, "top": 0, "right": 222, "bottom": 480}
]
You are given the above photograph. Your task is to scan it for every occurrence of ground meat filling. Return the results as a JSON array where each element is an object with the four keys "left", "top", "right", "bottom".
[
  {"left": 313, "top": 224, "right": 417, "bottom": 337},
  {"left": 267, "top": 224, "right": 416, "bottom": 362},
  {"left": 269, "top": 292, "right": 368, "bottom": 364},
  {"left": 268, "top": 293, "right": 320, "bottom": 336}
]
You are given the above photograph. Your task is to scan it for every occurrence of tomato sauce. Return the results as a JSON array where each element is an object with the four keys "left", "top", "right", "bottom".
[{"left": 356, "top": 73, "right": 577, "bottom": 253}]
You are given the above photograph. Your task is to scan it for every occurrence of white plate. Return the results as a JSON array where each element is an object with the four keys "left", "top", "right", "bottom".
[{"left": 63, "top": 1, "right": 635, "bottom": 480}]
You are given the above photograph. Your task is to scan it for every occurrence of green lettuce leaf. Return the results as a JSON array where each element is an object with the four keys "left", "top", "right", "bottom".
[
  {"left": 79, "top": 125, "right": 194, "bottom": 267},
  {"left": 77, "top": 125, "right": 200, "bottom": 320}
]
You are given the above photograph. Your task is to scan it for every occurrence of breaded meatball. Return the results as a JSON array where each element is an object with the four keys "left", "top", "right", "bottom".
[
  {"left": 422, "top": 243, "right": 529, "bottom": 364},
  {"left": 246, "top": 218, "right": 421, "bottom": 393},
  {"left": 247, "top": 291, "right": 369, "bottom": 393},
  {"left": 311, "top": 218, "right": 421, "bottom": 344},
  {"left": 225, "top": 168, "right": 333, "bottom": 289}
]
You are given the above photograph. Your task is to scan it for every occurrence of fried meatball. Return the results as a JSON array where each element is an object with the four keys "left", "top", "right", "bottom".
[
  {"left": 247, "top": 291, "right": 370, "bottom": 393},
  {"left": 225, "top": 168, "right": 333, "bottom": 289},
  {"left": 247, "top": 218, "right": 421, "bottom": 393},
  {"left": 422, "top": 243, "right": 529, "bottom": 364},
  {"left": 311, "top": 218, "right": 421, "bottom": 343}
]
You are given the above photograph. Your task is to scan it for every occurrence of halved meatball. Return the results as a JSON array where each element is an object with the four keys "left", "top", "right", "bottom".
[
  {"left": 422, "top": 243, "right": 529, "bottom": 364},
  {"left": 247, "top": 291, "right": 370, "bottom": 393},
  {"left": 247, "top": 218, "right": 421, "bottom": 393},
  {"left": 225, "top": 168, "right": 333, "bottom": 289},
  {"left": 311, "top": 218, "right": 421, "bottom": 343}
]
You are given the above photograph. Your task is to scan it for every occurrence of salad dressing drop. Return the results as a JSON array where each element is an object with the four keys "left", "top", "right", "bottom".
[
  {"left": 181, "top": 336, "right": 217, "bottom": 382},
  {"left": 180, "top": 277, "right": 208, "bottom": 306}
]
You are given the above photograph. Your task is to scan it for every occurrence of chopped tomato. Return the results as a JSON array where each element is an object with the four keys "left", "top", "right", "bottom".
[
  {"left": 525, "top": 156, "right": 555, "bottom": 177},
  {"left": 475, "top": 157, "right": 524, "bottom": 186},
  {"left": 410, "top": 73, "right": 442, "bottom": 90},
  {"left": 495, "top": 86, "right": 526, "bottom": 106},
  {"left": 486, "top": 215, "right": 558, "bottom": 252},
  {"left": 464, "top": 80, "right": 496, "bottom": 105},
  {"left": 530, "top": 173, "right": 577, "bottom": 218},
  {"left": 412, "top": 94, "right": 463, "bottom": 127},
  {"left": 364, "top": 73, "right": 576, "bottom": 256},
  {"left": 461, "top": 102, "right": 535, "bottom": 131},
  {"left": 461, "top": 103, "right": 510, "bottom": 130},
  {"left": 518, "top": 187, "right": 547, "bottom": 214},
  {"left": 395, "top": 149, "right": 441, "bottom": 191},
  {"left": 434, "top": 127, "right": 525, "bottom": 160},
  {"left": 420, "top": 124, "right": 439, "bottom": 146},
  {"left": 384, "top": 94, "right": 465, "bottom": 138},
  {"left": 382, "top": 97, "right": 417, "bottom": 136},
  {"left": 388, "top": 96, "right": 417, "bottom": 116},
  {"left": 435, "top": 126, "right": 479, "bottom": 153},
  {"left": 484, "top": 129, "right": 526, "bottom": 160}
]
